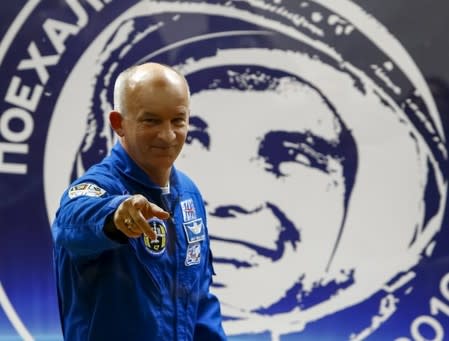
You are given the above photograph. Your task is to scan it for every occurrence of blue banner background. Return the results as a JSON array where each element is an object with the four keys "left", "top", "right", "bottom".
[{"left": 1, "top": 1, "right": 448, "bottom": 340}]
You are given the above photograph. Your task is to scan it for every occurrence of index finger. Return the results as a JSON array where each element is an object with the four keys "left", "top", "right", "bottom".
[
  {"left": 130, "top": 210, "right": 157, "bottom": 240},
  {"left": 143, "top": 201, "right": 170, "bottom": 220}
]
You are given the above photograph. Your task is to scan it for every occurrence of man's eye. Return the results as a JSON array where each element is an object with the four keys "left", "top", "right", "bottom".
[
  {"left": 258, "top": 131, "right": 331, "bottom": 177},
  {"left": 143, "top": 118, "right": 158, "bottom": 124},
  {"left": 186, "top": 116, "right": 210, "bottom": 149},
  {"left": 186, "top": 130, "right": 210, "bottom": 149},
  {"left": 173, "top": 118, "right": 186, "bottom": 126}
]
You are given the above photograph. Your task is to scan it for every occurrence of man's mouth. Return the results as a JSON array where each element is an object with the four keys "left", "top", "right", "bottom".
[
  {"left": 208, "top": 202, "right": 301, "bottom": 264},
  {"left": 152, "top": 145, "right": 173, "bottom": 149},
  {"left": 150, "top": 145, "right": 176, "bottom": 152}
]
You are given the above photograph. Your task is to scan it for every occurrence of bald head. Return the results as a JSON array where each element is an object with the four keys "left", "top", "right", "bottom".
[
  {"left": 109, "top": 62, "right": 190, "bottom": 184},
  {"left": 113, "top": 62, "right": 190, "bottom": 116}
]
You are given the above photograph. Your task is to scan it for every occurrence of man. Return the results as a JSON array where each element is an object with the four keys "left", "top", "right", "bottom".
[{"left": 51, "top": 62, "right": 226, "bottom": 340}]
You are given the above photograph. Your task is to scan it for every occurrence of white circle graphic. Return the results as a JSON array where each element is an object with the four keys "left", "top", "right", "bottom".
[{"left": 41, "top": 1, "right": 447, "bottom": 338}]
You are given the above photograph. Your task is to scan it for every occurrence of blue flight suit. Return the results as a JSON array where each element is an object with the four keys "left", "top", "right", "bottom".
[{"left": 52, "top": 142, "right": 226, "bottom": 340}]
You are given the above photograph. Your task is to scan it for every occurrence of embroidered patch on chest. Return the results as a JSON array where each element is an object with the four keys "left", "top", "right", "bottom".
[
  {"left": 181, "top": 198, "right": 197, "bottom": 221},
  {"left": 183, "top": 218, "right": 206, "bottom": 244},
  {"left": 68, "top": 183, "right": 106, "bottom": 199},
  {"left": 185, "top": 242, "right": 201, "bottom": 266},
  {"left": 142, "top": 218, "right": 167, "bottom": 256}
]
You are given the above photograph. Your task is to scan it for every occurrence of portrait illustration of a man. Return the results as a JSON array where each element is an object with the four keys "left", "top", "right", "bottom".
[{"left": 42, "top": 1, "right": 447, "bottom": 338}]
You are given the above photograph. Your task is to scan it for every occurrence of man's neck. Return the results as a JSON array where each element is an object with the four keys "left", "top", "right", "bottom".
[{"left": 145, "top": 167, "right": 171, "bottom": 187}]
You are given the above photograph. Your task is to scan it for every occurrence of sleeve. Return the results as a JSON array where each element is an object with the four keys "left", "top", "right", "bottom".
[
  {"left": 194, "top": 248, "right": 227, "bottom": 341},
  {"left": 51, "top": 179, "right": 130, "bottom": 259}
]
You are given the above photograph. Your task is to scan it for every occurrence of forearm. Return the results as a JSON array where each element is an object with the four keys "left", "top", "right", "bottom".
[{"left": 52, "top": 194, "right": 129, "bottom": 257}]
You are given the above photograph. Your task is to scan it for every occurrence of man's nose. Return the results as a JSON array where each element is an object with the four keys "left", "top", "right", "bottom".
[{"left": 157, "top": 122, "right": 176, "bottom": 141}]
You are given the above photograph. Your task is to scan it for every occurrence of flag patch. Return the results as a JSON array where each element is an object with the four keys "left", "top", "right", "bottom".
[{"left": 181, "top": 198, "right": 197, "bottom": 221}]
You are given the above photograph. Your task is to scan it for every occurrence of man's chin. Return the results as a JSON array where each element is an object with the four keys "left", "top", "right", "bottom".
[{"left": 147, "top": 154, "right": 176, "bottom": 165}]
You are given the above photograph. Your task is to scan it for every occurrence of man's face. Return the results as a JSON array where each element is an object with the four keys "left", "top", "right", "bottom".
[
  {"left": 119, "top": 75, "right": 190, "bottom": 177},
  {"left": 178, "top": 79, "right": 348, "bottom": 313}
]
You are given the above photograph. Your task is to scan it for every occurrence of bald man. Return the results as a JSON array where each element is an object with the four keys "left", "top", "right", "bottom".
[{"left": 52, "top": 63, "right": 226, "bottom": 340}]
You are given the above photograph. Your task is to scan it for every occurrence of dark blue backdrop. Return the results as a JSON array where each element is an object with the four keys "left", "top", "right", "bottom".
[{"left": 1, "top": 1, "right": 448, "bottom": 340}]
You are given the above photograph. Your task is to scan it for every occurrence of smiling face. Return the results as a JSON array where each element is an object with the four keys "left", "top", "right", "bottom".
[
  {"left": 110, "top": 63, "right": 190, "bottom": 185},
  {"left": 178, "top": 77, "right": 351, "bottom": 313}
]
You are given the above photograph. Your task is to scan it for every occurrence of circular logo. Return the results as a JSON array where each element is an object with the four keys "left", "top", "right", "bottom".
[
  {"left": 142, "top": 219, "right": 167, "bottom": 256},
  {"left": 0, "top": 1, "right": 447, "bottom": 340}
]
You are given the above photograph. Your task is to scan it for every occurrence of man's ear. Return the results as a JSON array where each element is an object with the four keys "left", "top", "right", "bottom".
[{"left": 109, "top": 111, "right": 124, "bottom": 137}]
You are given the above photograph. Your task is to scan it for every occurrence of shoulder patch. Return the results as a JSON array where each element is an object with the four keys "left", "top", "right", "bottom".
[{"left": 68, "top": 183, "right": 106, "bottom": 199}]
